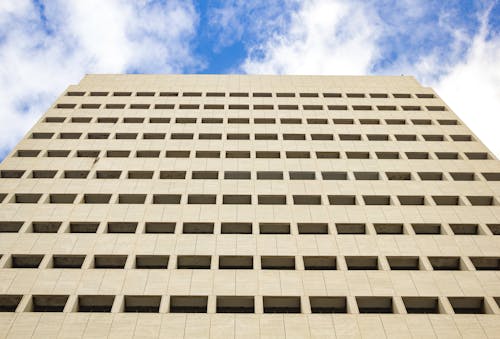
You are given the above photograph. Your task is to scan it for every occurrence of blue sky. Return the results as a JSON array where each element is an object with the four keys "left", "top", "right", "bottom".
[{"left": 0, "top": 0, "right": 499, "bottom": 158}]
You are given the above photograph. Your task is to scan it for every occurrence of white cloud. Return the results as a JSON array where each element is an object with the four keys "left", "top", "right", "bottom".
[
  {"left": 0, "top": 0, "right": 199, "bottom": 156},
  {"left": 432, "top": 11, "right": 500, "bottom": 157},
  {"left": 239, "top": 0, "right": 500, "bottom": 157},
  {"left": 241, "top": 0, "right": 380, "bottom": 74}
]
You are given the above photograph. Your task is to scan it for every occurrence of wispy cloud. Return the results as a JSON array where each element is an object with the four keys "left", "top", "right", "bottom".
[
  {"left": 0, "top": 0, "right": 199, "bottom": 156},
  {"left": 226, "top": 0, "right": 500, "bottom": 157}
]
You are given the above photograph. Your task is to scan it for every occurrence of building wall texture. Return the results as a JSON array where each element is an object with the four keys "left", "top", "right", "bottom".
[{"left": 0, "top": 74, "right": 499, "bottom": 338}]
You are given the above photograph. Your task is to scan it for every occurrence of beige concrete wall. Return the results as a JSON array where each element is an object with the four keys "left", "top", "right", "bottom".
[{"left": 0, "top": 75, "right": 499, "bottom": 338}]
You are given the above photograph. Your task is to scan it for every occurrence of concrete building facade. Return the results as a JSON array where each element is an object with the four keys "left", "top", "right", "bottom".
[{"left": 0, "top": 74, "right": 499, "bottom": 338}]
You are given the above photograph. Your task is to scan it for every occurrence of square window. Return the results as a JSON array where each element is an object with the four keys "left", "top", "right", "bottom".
[
  {"left": 310, "top": 297, "right": 346, "bottom": 313},
  {"left": 216, "top": 296, "right": 254, "bottom": 313},
  {"left": 356, "top": 296, "right": 393, "bottom": 313},
  {"left": 263, "top": 296, "right": 300, "bottom": 313},
  {"left": 170, "top": 296, "right": 207, "bottom": 313}
]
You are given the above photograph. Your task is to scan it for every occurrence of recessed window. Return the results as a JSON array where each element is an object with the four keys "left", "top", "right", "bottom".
[
  {"left": 70, "top": 222, "right": 99, "bottom": 233},
  {"left": 87, "top": 133, "right": 109, "bottom": 140},
  {"left": 152, "top": 194, "right": 181, "bottom": 204},
  {"left": 30, "top": 295, "right": 68, "bottom": 312},
  {"left": 187, "top": 194, "right": 216, "bottom": 204},
  {"left": 56, "top": 103, "right": 76, "bottom": 109},
  {"left": 136, "top": 150, "right": 160, "bottom": 158},
  {"left": 256, "top": 151, "right": 280, "bottom": 158},
  {"left": 221, "top": 222, "right": 252, "bottom": 234},
  {"left": 32, "top": 170, "right": 57, "bottom": 178},
  {"left": 395, "top": 134, "right": 417, "bottom": 141},
  {"left": 90, "top": 91, "right": 108, "bottom": 96},
  {"left": 402, "top": 297, "right": 441, "bottom": 314},
  {"left": 469, "top": 257, "right": 500, "bottom": 270},
  {"left": 286, "top": 151, "right": 310, "bottom": 158},
  {"left": 96, "top": 171, "right": 121, "bottom": 179},
  {"left": 376, "top": 152, "right": 399, "bottom": 159},
  {"left": 216, "top": 296, "right": 254, "bottom": 313},
  {"left": 11, "top": 254, "right": 44, "bottom": 268},
  {"left": 118, "top": 194, "right": 146, "bottom": 204},
  {"left": 324, "top": 92, "right": 342, "bottom": 97},
  {"left": 467, "top": 196, "right": 496, "bottom": 206},
  {"left": 310, "top": 296, "right": 346, "bottom": 313},
  {"left": 195, "top": 151, "right": 220, "bottom": 158},
  {"left": 276, "top": 92, "right": 295, "bottom": 97},
  {"left": 224, "top": 171, "right": 251, "bottom": 180},
  {"left": 49, "top": 194, "right": 76, "bottom": 204},
  {"left": 487, "top": 224, "right": 500, "bottom": 235},
  {"left": 435, "top": 152, "right": 459, "bottom": 160},
  {"left": 183, "top": 222, "right": 214, "bottom": 234},
  {"left": 316, "top": 151, "right": 340, "bottom": 159},
  {"left": 336, "top": 223, "right": 365, "bottom": 234},
  {"left": 0, "top": 170, "right": 25, "bottom": 178},
  {"left": 293, "top": 195, "right": 322, "bottom": 205},
  {"left": 47, "top": 150, "right": 70, "bottom": 158},
  {"left": 346, "top": 152, "right": 369, "bottom": 159},
  {"left": 412, "top": 119, "right": 432, "bottom": 125},
  {"left": 78, "top": 295, "right": 114, "bottom": 313},
  {"left": 297, "top": 223, "right": 328, "bottom": 234},
  {"left": 428, "top": 256, "right": 462, "bottom": 270},
  {"left": 159, "top": 91, "right": 178, "bottom": 96},
  {"left": 257, "top": 171, "right": 283, "bottom": 180},
  {"left": 374, "top": 223, "right": 404, "bottom": 234},
  {"left": 154, "top": 104, "right": 174, "bottom": 109},
  {"left": 402, "top": 105, "right": 421, "bottom": 111},
  {"left": 423, "top": 134, "right": 444, "bottom": 141},
  {"left": 465, "top": 152, "right": 489, "bottom": 160},
  {"left": 170, "top": 296, "right": 207, "bottom": 313},
  {"left": 149, "top": 117, "right": 171, "bottom": 123},
  {"left": 31, "top": 132, "right": 53, "bottom": 139},
  {"left": 106, "top": 150, "right": 130, "bottom": 158},
  {"left": 386, "top": 172, "right": 411, "bottom": 180},
  {"left": 426, "top": 105, "right": 446, "bottom": 111},
  {"left": 128, "top": 171, "right": 154, "bottom": 179},
  {"left": 339, "top": 134, "right": 361, "bottom": 141},
  {"left": 377, "top": 106, "right": 396, "bottom": 111},
  {"left": 143, "top": 133, "right": 165, "bottom": 140},
  {"left": 418, "top": 172, "right": 442, "bottom": 181},
  {"left": 482, "top": 172, "right": 500, "bottom": 181},
  {"left": 17, "top": 150, "right": 40, "bottom": 157},
  {"left": 228, "top": 118, "right": 250, "bottom": 124},
  {"left": 345, "top": 256, "right": 378, "bottom": 270},
  {"left": 200, "top": 133, "right": 222, "bottom": 140},
  {"left": 328, "top": 195, "right": 356, "bottom": 205},
  {"left": 13, "top": 193, "right": 42, "bottom": 203},
  {"left": 124, "top": 296, "right": 161, "bottom": 313},
  {"left": 0, "top": 295, "right": 22, "bottom": 312},
  {"left": 145, "top": 222, "right": 175, "bottom": 234},
  {"left": 432, "top": 196, "right": 461, "bottom": 205},
  {"left": 206, "top": 92, "right": 225, "bottom": 97},
  {"left": 307, "top": 118, "right": 328, "bottom": 124},
  {"left": 258, "top": 195, "right": 286, "bottom": 205},
  {"left": 59, "top": 132, "right": 81, "bottom": 139},
  {"left": 93, "top": 255, "right": 127, "bottom": 269},
  {"left": 386, "top": 256, "right": 420, "bottom": 270},
  {"left": 52, "top": 255, "right": 85, "bottom": 268},
  {"left": 107, "top": 222, "right": 137, "bottom": 233},
  {"left": 354, "top": 172, "right": 379, "bottom": 180},
  {"left": 77, "top": 150, "right": 100, "bottom": 158},
  {"left": 359, "top": 119, "right": 380, "bottom": 124},
  {"left": 411, "top": 223, "right": 442, "bottom": 234},
  {"left": 261, "top": 256, "right": 295, "bottom": 270},
  {"left": 32, "top": 221, "right": 61, "bottom": 233},
  {"left": 328, "top": 105, "right": 348, "bottom": 110},
  {"left": 226, "top": 151, "right": 250, "bottom": 159},
  {"left": 356, "top": 296, "right": 393, "bottom": 313},
  {"left": 322, "top": 171, "right": 347, "bottom": 180},
  {"left": 105, "top": 104, "right": 125, "bottom": 109},
  {"left": 136, "top": 255, "right": 169, "bottom": 269},
  {"left": 259, "top": 222, "right": 290, "bottom": 234},
  {"left": 311, "top": 133, "right": 334, "bottom": 140},
  {"left": 449, "top": 223, "right": 478, "bottom": 235},
  {"left": 448, "top": 297, "right": 486, "bottom": 314},
  {"left": 202, "top": 118, "right": 223, "bottom": 124},
  {"left": 166, "top": 150, "right": 190, "bottom": 158},
  {"left": 263, "top": 296, "right": 300, "bottom": 313},
  {"left": 171, "top": 133, "right": 194, "bottom": 140},
  {"left": 192, "top": 171, "right": 218, "bottom": 180},
  {"left": 83, "top": 194, "right": 112, "bottom": 204},
  {"left": 0, "top": 221, "right": 23, "bottom": 233},
  {"left": 363, "top": 195, "right": 391, "bottom": 205},
  {"left": 255, "top": 133, "right": 278, "bottom": 140},
  {"left": 177, "top": 255, "right": 211, "bottom": 269},
  {"left": 303, "top": 256, "right": 336, "bottom": 270},
  {"left": 253, "top": 92, "right": 272, "bottom": 97},
  {"left": 223, "top": 195, "right": 252, "bottom": 204},
  {"left": 219, "top": 256, "right": 253, "bottom": 269},
  {"left": 406, "top": 152, "right": 429, "bottom": 159},
  {"left": 398, "top": 196, "right": 426, "bottom": 205},
  {"left": 438, "top": 119, "right": 458, "bottom": 125}
]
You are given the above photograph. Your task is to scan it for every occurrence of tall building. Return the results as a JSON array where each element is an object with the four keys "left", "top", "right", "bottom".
[{"left": 0, "top": 74, "right": 499, "bottom": 338}]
